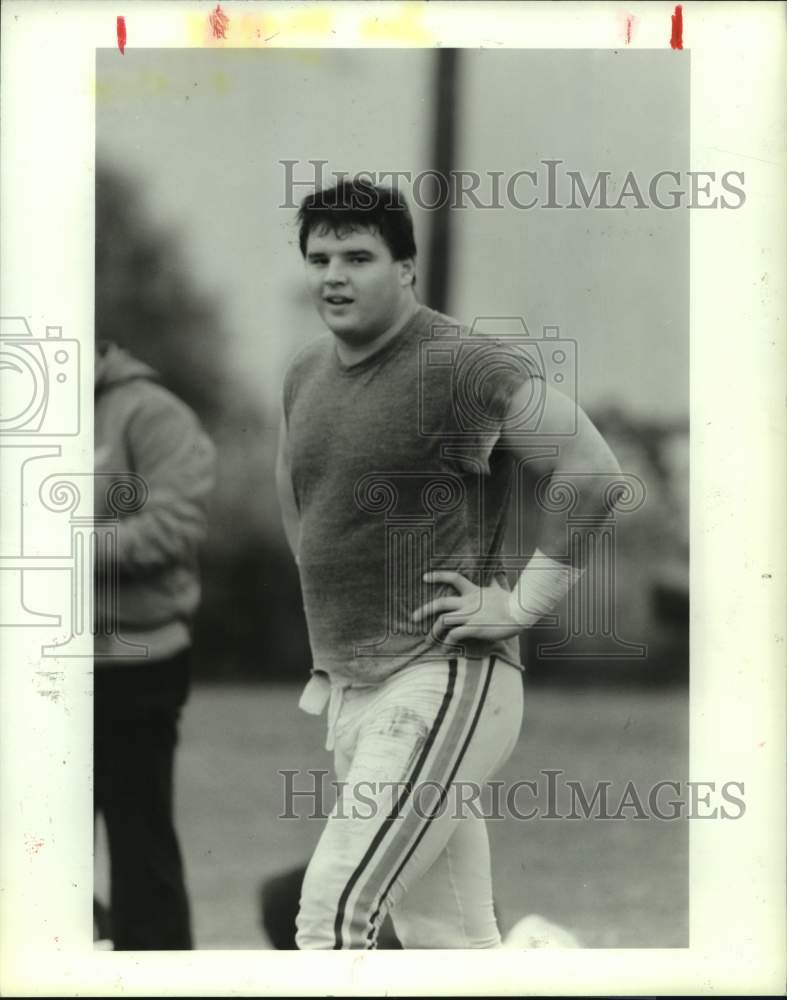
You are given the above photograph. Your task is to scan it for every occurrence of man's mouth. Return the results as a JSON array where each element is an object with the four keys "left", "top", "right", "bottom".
[{"left": 323, "top": 295, "right": 354, "bottom": 305}]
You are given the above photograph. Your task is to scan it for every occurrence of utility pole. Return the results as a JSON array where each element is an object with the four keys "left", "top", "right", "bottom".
[{"left": 425, "top": 48, "right": 459, "bottom": 314}]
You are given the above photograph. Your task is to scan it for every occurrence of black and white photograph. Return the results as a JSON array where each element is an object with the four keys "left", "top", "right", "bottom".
[
  {"left": 91, "top": 43, "right": 693, "bottom": 953},
  {"left": 0, "top": 2, "right": 784, "bottom": 996}
]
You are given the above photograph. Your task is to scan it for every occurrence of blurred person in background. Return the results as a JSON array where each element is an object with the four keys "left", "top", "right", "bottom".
[
  {"left": 276, "top": 179, "right": 621, "bottom": 949},
  {"left": 93, "top": 339, "right": 216, "bottom": 950}
]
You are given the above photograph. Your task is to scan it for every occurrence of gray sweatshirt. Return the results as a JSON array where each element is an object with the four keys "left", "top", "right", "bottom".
[
  {"left": 94, "top": 342, "right": 215, "bottom": 664},
  {"left": 283, "top": 304, "right": 529, "bottom": 684}
]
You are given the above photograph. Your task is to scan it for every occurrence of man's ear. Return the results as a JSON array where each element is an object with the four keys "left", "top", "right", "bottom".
[{"left": 399, "top": 258, "right": 416, "bottom": 287}]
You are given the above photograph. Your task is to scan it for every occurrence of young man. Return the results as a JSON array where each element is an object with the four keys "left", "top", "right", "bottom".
[{"left": 276, "top": 180, "right": 620, "bottom": 949}]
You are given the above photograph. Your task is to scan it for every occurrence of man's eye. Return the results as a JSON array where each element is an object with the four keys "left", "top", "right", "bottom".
[{"left": 350, "top": 256, "right": 369, "bottom": 264}]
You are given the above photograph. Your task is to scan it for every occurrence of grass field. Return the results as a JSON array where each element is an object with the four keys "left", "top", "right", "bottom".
[{"left": 96, "top": 681, "right": 688, "bottom": 949}]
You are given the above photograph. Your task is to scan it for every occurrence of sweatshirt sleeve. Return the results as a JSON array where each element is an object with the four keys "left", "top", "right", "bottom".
[{"left": 114, "top": 386, "right": 216, "bottom": 577}]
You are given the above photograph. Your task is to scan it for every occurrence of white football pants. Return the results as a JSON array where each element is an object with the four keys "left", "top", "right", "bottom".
[{"left": 295, "top": 655, "right": 524, "bottom": 949}]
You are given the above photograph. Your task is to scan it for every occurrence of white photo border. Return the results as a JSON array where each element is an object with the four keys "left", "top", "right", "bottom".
[{"left": 0, "top": 1, "right": 784, "bottom": 995}]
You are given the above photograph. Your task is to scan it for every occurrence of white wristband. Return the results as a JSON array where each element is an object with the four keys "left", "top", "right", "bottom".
[{"left": 507, "top": 549, "right": 585, "bottom": 628}]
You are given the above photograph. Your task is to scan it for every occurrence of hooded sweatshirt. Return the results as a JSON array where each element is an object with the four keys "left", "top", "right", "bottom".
[{"left": 94, "top": 341, "right": 216, "bottom": 665}]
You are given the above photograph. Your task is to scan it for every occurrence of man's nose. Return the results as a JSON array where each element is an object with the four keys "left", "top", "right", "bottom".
[{"left": 324, "top": 258, "right": 348, "bottom": 284}]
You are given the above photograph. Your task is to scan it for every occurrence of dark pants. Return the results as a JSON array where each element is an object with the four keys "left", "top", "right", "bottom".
[{"left": 94, "top": 649, "right": 193, "bottom": 950}]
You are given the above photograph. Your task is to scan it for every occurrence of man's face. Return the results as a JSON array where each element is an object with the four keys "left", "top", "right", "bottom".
[{"left": 304, "top": 225, "right": 414, "bottom": 343}]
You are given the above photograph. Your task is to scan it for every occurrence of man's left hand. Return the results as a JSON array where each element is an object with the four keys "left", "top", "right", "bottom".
[{"left": 412, "top": 571, "right": 523, "bottom": 645}]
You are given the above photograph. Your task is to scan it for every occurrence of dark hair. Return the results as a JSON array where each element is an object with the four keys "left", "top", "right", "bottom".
[{"left": 297, "top": 179, "right": 417, "bottom": 262}]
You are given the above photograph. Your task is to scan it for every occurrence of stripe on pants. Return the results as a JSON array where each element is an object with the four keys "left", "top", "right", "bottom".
[
  {"left": 335, "top": 656, "right": 494, "bottom": 948},
  {"left": 331, "top": 659, "right": 458, "bottom": 948},
  {"left": 362, "top": 656, "right": 495, "bottom": 947}
]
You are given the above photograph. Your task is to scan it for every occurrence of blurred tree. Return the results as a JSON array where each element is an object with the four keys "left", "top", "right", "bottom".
[
  {"left": 95, "top": 162, "right": 311, "bottom": 680},
  {"left": 96, "top": 163, "right": 233, "bottom": 426}
]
